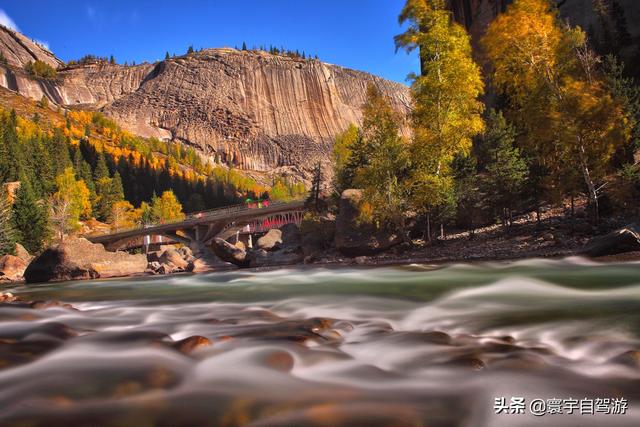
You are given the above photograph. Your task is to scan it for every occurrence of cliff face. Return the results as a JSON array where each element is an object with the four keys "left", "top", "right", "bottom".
[
  {"left": 101, "top": 49, "right": 410, "bottom": 174},
  {"left": 0, "top": 25, "right": 62, "bottom": 69},
  {"left": 447, "top": 0, "right": 640, "bottom": 48},
  {"left": 0, "top": 26, "right": 410, "bottom": 182}
]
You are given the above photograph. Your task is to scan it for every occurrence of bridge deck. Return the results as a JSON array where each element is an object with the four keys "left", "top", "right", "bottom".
[{"left": 86, "top": 200, "right": 306, "bottom": 245}]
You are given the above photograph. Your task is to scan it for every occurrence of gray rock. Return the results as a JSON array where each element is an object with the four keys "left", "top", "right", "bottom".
[
  {"left": 584, "top": 224, "right": 640, "bottom": 257},
  {"left": 159, "top": 248, "right": 189, "bottom": 269},
  {"left": 257, "top": 229, "right": 283, "bottom": 251},
  {"left": 211, "top": 238, "right": 248, "bottom": 267},
  {"left": 248, "top": 247, "right": 304, "bottom": 268},
  {"left": 177, "top": 246, "right": 193, "bottom": 258},
  {"left": 24, "top": 237, "right": 148, "bottom": 283},
  {"left": 280, "top": 223, "right": 301, "bottom": 247},
  {"left": 335, "top": 189, "right": 402, "bottom": 256}
]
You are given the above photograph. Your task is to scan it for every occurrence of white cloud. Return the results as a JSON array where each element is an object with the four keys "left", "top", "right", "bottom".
[{"left": 0, "top": 9, "right": 19, "bottom": 32}]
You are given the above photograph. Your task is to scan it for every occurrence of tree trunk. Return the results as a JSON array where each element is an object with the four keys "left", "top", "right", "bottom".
[
  {"left": 440, "top": 223, "right": 444, "bottom": 239},
  {"left": 426, "top": 213, "right": 432, "bottom": 244},
  {"left": 578, "top": 142, "right": 599, "bottom": 222},
  {"left": 570, "top": 195, "right": 575, "bottom": 235}
]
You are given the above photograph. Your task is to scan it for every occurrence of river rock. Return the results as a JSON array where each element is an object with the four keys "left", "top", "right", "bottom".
[
  {"left": 0, "top": 255, "right": 28, "bottom": 281},
  {"left": 257, "top": 229, "right": 282, "bottom": 251},
  {"left": 248, "top": 248, "right": 304, "bottom": 268},
  {"left": 14, "top": 243, "right": 32, "bottom": 263},
  {"left": 335, "top": 189, "right": 402, "bottom": 256},
  {"left": 211, "top": 238, "right": 248, "bottom": 267},
  {"left": 584, "top": 224, "right": 640, "bottom": 257},
  {"left": 23, "top": 237, "right": 148, "bottom": 283},
  {"left": 159, "top": 248, "right": 189, "bottom": 270}
]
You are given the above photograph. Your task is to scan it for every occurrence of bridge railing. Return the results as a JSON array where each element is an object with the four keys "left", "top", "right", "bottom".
[{"left": 85, "top": 199, "right": 305, "bottom": 238}]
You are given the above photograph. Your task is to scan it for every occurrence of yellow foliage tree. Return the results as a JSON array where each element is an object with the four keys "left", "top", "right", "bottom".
[
  {"left": 50, "top": 168, "right": 92, "bottom": 239},
  {"left": 152, "top": 190, "right": 185, "bottom": 223},
  {"left": 482, "top": 0, "right": 631, "bottom": 217},
  {"left": 396, "top": 0, "right": 484, "bottom": 238},
  {"left": 109, "top": 200, "right": 137, "bottom": 232}
]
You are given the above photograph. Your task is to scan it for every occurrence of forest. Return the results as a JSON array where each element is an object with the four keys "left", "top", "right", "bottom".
[
  {"left": 0, "top": 100, "right": 306, "bottom": 256},
  {"left": 332, "top": 0, "right": 640, "bottom": 242}
]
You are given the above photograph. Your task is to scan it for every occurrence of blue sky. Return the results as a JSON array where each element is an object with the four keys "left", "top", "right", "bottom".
[{"left": 0, "top": 1, "right": 418, "bottom": 84}]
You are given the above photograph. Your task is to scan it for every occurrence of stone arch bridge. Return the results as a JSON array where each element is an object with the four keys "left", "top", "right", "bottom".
[{"left": 86, "top": 200, "right": 306, "bottom": 253}]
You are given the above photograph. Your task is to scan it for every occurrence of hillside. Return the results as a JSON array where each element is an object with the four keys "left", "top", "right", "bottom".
[{"left": 0, "top": 26, "right": 411, "bottom": 183}]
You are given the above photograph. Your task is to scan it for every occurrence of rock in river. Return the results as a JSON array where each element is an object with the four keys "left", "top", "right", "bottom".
[
  {"left": 211, "top": 238, "right": 248, "bottom": 267},
  {"left": 24, "top": 237, "right": 148, "bottom": 283}
]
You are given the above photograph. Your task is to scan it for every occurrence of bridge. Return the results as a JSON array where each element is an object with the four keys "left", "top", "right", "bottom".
[{"left": 86, "top": 199, "right": 306, "bottom": 253}]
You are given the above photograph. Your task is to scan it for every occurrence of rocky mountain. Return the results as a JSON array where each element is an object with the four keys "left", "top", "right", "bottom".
[{"left": 0, "top": 25, "right": 410, "bottom": 183}]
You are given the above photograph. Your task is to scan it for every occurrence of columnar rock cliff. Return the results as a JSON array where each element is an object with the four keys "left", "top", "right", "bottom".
[{"left": 0, "top": 26, "right": 410, "bottom": 182}]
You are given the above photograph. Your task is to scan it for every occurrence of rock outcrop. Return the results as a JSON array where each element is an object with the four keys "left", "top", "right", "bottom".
[
  {"left": 0, "top": 26, "right": 62, "bottom": 69},
  {"left": 335, "top": 189, "right": 402, "bottom": 257},
  {"left": 24, "top": 237, "right": 148, "bottom": 283}
]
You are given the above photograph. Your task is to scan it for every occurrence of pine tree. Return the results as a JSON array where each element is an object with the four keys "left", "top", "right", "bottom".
[
  {"left": 165, "top": 51, "right": 170, "bottom": 60},
  {"left": 481, "top": 111, "right": 529, "bottom": 226},
  {"left": 111, "top": 171, "right": 125, "bottom": 202},
  {"left": 109, "top": 55, "right": 115, "bottom": 64},
  {"left": 187, "top": 45, "right": 194, "bottom": 54},
  {"left": 93, "top": 153, "right": 110, "bottom": 182},
  {"left": 12, "top": 178, "right": 49, "bottom": 254},
  {"left": 0, "top": 187, "right": 16, "bottom": 255},
  {"left": 242, "top": 42, "right": 247, "bottom": 51}
]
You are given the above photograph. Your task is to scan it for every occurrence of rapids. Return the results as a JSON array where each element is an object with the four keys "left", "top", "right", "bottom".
[{"left": 0, "top": 257, "right": 639, "bottom": 426}]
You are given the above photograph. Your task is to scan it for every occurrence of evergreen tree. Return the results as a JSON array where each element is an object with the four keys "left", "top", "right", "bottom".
[
  {"left": 187, "top": 45, "right": 194, "bottom": 54},
  {"left": 242, "top": 42, "right": 247, "bottom": 51},
  {"left": 12, "top": 178, "right": 49, "bottom": 254},
  {"left": 481, "top": 111, "right": 529, "bottom": 226},
  {"left": 93, "top": 152, "right": 110, "bottom": 181},
  {"left": 111, "top": 171, "right": 125, "bottom": 201},
  {"left": 165, "top": 51, "right": 170, "bottom": 60},
  {"left": 0, "top": 187, "right": 16, "bottom": 255},
  {"left": 109, "top": 55, "right": 116, "bottom": 65}
]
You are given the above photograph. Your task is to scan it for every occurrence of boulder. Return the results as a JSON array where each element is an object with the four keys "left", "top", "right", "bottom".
[
  {"left": 257, "top": 229, "right": 283, "bottom": 251},
  {"left": 14, "top": 243, "right": 32, "bottom": 263},
  {"left": 177, "top": 246, "right": 193, "bottom": 259},
  {"left": 300, "top": 214, "right": 335, "bottom": 258},
  {"left": 0, "top": 255, "right": 27, "bottom": 281},
  {"left": 584, "top": 224, "right": 640, "bottom": 257},
  {"left": 335, "top": 189, "right": 402, "bottom": 256},
  {"left": 248, "top": 248, "right": 304, "bottom": 268},
  {"left": 159, "top": 248, "right": 189, "bottom": 270},
  {"left": 24, "top": 237, "right": 148, "bottom": 283},
  {"left": 280, "top": 223, "right": 301, "bottom": 247},
  {"left": 211, "top": 238, "right": 248, "bottom": 267}
]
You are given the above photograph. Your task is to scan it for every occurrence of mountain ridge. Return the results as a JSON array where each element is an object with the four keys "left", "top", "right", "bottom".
[{"left": 0, "top": 26, "right": 411, "bottom": 183}]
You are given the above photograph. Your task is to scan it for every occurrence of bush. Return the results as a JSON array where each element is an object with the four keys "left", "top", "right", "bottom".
[{"left": 24, "top": 60, "right": 57, "bottom": 79}]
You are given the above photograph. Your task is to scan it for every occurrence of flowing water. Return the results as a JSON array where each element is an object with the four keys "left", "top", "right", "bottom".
[{"left": 1, "top": 258, "right": 639, "bottom": 426}]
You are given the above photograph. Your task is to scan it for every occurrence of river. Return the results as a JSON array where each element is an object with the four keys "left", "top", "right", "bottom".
[{"left": 1, "top": 258, "right": 639, "bottom": 426}]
